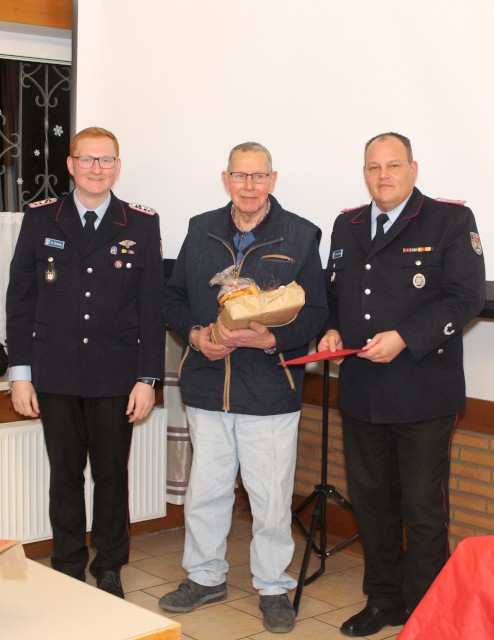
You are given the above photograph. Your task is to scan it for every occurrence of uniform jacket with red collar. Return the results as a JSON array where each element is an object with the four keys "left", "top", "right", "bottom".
[
  {"left": 326, "top": 187, "right": 485, "bottom": 423},
  {"left": 6, "top": 192, "right": 165, "bottom": 397}
]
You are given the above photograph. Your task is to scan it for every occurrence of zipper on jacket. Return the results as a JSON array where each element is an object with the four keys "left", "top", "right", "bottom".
[
  {"left": 278, "top": 352, "right": 296, "bottom": 390},
  {"left": 178, "top": 346, "right": 189, "bottom": 380},
  {"left": 236, "top": 237, "right": 285, "bottom": 276},
  {"left": 261, "top": 253, "right": 295, "bottom": 262},
  {"left": 207, "top": 233, "right": 285, "bottom": 279},
  {"left": 206, "top": 233, "right": 287, "bottom": 411}
]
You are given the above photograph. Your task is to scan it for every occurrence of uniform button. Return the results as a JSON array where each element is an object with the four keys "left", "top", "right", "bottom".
[
  {"left": 415, "top": 260, "right": 422, "bottom": 266},
  {"left": 437, "top": 348, "right": 444, "bottom": 355},
  {"left": 364, "top": 313, "right": 371, "bottom": 320},
  {"left": 126, "top": 262, "right": 132, "bottom": 269},
  {"left": 366, "top": 338, "right": 371, "bottom": 343},
  {"left": 83, "top": 338, "right": 89, "bottom": 344},
  {"left": 365, "top": 264, "right": 372, "bottom": 270},
  {"left": 85, "top": 291, "right": 91, "bottom": 297},
  {"left": 84, "top": 314, "right": 90, "bottom": 320},
  {"left": 87, "top": 267, "right": 93, "bottom": 273},
  {"left": 32, "top": 331, "right": 36, "bottom": 337},
  {"left": 364, "top": 288, "right": 371, "bottom": 295}
]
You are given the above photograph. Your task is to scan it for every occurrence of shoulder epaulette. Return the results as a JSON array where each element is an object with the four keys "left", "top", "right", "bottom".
[
  {"left": 28, "top": 198, "right": 58, "bottom": 208},
  {"left": 435, "top": 197, "right": 466, "bottom": 206},
  {"left": 340, "top": 204, "right": 367, "bottom": 214},
  {"left": 129, "top": 202, "right": 156, "bottom": 216}
]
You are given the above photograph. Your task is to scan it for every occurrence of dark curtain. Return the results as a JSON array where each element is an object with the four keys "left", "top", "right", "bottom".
[{"left": 0, "top": 59, "right": 20, "bottom": 210}]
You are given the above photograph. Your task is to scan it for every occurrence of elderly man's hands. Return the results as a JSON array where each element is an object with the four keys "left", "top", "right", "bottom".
[
  {"left": 190, "top": 321, "right": 276, "bottom": 360},
  {"left": 189, "top": 324, "right": 236, "bottom": 361},
  {"left": 215, "top": 320, "right": 276, "bottom": 351}
]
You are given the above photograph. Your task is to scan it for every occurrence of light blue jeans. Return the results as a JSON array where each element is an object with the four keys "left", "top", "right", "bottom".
[{"left": 183, "top": 407, "right": 300, "bottom": 595}]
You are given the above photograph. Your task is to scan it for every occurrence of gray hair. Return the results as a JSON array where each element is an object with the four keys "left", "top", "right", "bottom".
[{"left": 227, "top": 142, "right": 273, "bottom": 172}]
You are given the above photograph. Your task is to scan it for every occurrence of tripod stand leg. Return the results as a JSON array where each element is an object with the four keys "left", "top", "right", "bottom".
[{"left": 292, "top": 360, "right": 360, "bottom": 615}]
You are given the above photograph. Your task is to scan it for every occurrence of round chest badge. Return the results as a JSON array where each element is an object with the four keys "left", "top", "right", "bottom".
[
  {"left": 114, "top": 260, "right": 123, "bottom": 269},
  {"left": 413, "top": 273, "right": 426, "bottom": 289}
]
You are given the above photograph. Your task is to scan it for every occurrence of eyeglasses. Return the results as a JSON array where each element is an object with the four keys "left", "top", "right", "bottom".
[
  {"left": 72, "top": 156, "right": 117, "bottom": 169},
  {"left": 229, "top": 172, "right": 271, "bottom": 184}
]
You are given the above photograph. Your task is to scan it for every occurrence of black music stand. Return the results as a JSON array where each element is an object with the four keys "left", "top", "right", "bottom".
[{"left": 292, "top": 359, "right": 360, "bottom": 614}]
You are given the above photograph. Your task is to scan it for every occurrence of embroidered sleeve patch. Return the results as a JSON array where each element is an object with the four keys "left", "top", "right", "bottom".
[
  {"left": 129, "top": 202, "right": 156, "bottom": 216},
  {"left": 435, "top": 197, "right": 466, "bottom": 206},
  {"left": 29, "top": 198, "right": 58, "bottom": 208},
  {"left": 470, "top": 232, "right": 483, "bottom": 255}
]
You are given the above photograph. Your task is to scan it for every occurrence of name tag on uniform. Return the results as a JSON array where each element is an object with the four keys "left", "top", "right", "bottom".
[{"left": 44, "top": 238, "right": 65, "bottom": 249}]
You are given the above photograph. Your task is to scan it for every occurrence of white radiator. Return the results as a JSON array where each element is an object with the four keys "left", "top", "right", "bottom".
[{"left": 0, "top": 407, "right": 167, "bottom": 543}]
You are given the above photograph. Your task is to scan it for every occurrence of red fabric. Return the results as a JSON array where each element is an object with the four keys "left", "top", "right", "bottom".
[{"left": 399, "top": 536, "right": 494, "bottom": 639}]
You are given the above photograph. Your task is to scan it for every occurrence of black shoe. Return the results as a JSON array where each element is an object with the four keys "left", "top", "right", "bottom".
[
  {"left": 96, "top": 570, "right": 125, "bottom": 599},
  {"left": 341, "top": 605, "right": 408, "bottom": 637}
]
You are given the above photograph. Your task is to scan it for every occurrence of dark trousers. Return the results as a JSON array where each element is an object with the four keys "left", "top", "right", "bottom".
[
  {"left": 37, "top": 393, "right": 133, "bottom": 579},
  {"left": 342, "top": 412, "right": 456, "bottom": 612}
]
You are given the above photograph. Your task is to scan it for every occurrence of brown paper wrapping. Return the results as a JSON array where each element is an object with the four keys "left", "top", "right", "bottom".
[{"left": 211, "top": 281, "right": 305, "bottom": 344}]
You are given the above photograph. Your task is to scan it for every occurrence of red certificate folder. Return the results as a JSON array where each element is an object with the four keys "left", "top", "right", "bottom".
[{"left": 279, "top": 348, "right": 363, "bottom": 366}]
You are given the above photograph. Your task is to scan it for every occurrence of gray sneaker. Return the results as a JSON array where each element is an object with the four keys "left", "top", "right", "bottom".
[
  {"left": 259, "top": 594, "right": 296, "bottom": 633},
  {"left": 159, "top": 578, "right": 227, "bottom": 613}
]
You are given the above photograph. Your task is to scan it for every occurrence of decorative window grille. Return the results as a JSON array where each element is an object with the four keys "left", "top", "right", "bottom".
[{"left": 0, "top": 59, "right": 71, "bottom": 211}]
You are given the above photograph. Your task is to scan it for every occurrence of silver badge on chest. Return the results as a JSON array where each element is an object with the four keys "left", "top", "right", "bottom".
[{"left": 413, "top": 273, "right": 426, "bottom": 289}]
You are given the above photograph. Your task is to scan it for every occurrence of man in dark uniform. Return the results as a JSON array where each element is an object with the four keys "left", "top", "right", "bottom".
[
  {"left": 318, "top": 132, "right": 485, "bottom": 636},
  {"left": 6, "top": 126, "right": 164, "bottom": 598}
]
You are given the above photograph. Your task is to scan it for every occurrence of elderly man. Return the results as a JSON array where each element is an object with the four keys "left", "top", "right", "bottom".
[
  {"left": 160, "top": 142, "right": 327, "bottom": 633},
  {"left": 6, "top": 127, "right": 164, "bottom": 598},
  {"left": 319, "top": 132, "right": 485, "bottom": 636}
]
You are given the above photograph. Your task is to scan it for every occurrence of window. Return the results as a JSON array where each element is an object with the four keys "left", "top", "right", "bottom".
[{"left": 0, "top": 58, "right": 71, "bottom": 211}]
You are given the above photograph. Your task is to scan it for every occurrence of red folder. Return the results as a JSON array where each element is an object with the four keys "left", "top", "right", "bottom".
[{"left": 279, "top": 348, "right": 363, "bottom": 366}]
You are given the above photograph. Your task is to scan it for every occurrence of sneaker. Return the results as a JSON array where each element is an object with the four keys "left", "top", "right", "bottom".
[
  {"left": 96, "top": 570, "right": 124, "bottom": 599},
  {"left": 159, "top": 578, "right": 227, "bottom": 613},
  {"left": 259, "top": 594, "right": 296, "bottom": 633}
]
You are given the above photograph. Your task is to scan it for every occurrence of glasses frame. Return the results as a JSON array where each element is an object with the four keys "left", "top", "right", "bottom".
[
  {"left": 72, "top": 155, "right": 118, "bottom": 169},
  {"left": 228, "top": 171, "right": 271, "bottom": 184}
]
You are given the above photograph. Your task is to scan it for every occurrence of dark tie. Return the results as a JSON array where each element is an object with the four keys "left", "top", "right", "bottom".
[
  {"left": 83, "top": 210, "right": 97, "bottom": 244},
  {"left": 373, "top": 213, "right": 389, "bottom": 246}
]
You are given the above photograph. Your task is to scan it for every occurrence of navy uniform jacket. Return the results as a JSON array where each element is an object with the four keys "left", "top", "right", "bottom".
[
  {"left": 6, "top": 192, "right": 165, "bottom": 397},
  {"left": 326, "top": 187, "right": 485, "bottom": 424}
]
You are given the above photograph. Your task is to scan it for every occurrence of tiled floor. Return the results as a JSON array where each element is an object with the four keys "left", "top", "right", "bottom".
[{"left": 35, "top": 517, "right": 404, "bottom": 640}]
